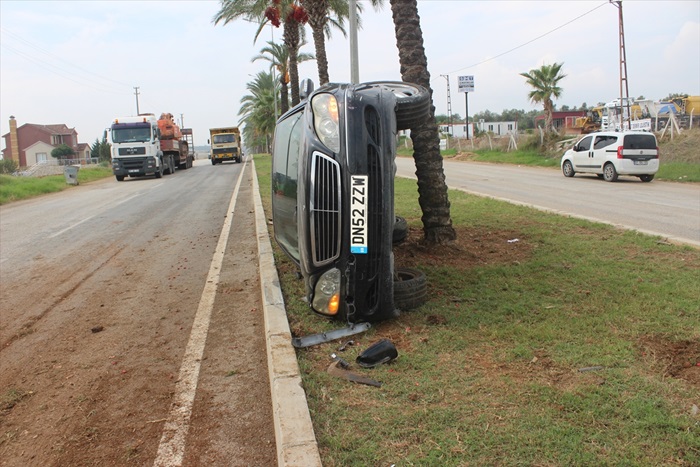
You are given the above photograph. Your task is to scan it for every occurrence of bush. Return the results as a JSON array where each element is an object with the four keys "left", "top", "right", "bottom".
[{"left": 0, "top": 159, "right": 18, "bottom": 174}]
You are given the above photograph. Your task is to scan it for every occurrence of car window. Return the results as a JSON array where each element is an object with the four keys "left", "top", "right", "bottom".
[
  {"left": 272, "top": 110, "right": 304, "bottom": 261},
  {"left": 576, "top": 136, "right": 592, "bottom": 151},
  {"left": 593, "top": 135, "right": 618, "bottom": 149},
  {"left": 623, "top": 134, "right": 657, "bottom": 150}
]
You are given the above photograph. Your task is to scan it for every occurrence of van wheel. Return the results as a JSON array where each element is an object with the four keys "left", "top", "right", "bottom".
[
  {"left": 394, "top": 268, "right": 427, "bottom": 311},
  {"left": 639, "top": 174, "right": 654, "bottom": 182},
  {"left": 562, "top": 160, "right": 575, "bottom": 177},
  {"left": 603, "top": 163, "right": 618, "bottom": 182},
  {"left": 368, "top": 81, "right": 431, "bottom": 130},
  {"left": 115, "top": 175, "right": 125, "bottom": 182}
]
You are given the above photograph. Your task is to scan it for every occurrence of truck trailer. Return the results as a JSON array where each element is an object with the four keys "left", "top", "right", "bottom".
[
  {"left": 209, "top": 127, "right": 242, "bottom": 164},
  {"left": 108, "top": 113, "right": 194, "bottom": 181}
]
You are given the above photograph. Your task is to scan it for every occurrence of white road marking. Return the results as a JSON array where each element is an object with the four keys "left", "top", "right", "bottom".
[
  {"left": 48, "top": 215, "right": 95, "bottom": 239},
  {"left": 153, "top": 161, "right": 247, "bottom": 466}
]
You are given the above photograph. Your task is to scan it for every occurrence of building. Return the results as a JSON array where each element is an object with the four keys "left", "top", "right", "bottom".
[
  {"left": 2, "top": 116, "right": 91, "bottom": 167},
  {"left": 475, "top": 120, "right": 518, "bottom": 136},
  {"left": 534, "top": 111, "right": 586, "bottom": 134}
]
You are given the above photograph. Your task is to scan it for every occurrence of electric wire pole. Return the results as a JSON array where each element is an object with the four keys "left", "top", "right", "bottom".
[
  {"left": 134, "top": 86, "right": 141, "bottom": 115},
  {"left": 611, "top": 1, "right": 631, "bottom": 129},
  {"left": 441, "top": 75, "right": 453, "bottom": 138}
]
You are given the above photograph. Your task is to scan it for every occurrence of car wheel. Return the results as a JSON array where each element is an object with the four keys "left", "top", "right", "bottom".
[
  {"left": 639, "top": 174, "right": 654, "bottom": 182},
  {"left": 562, "top": 160, "right": 575, "bottom": 177},
  {"left": 603, "top": 163, "right": 618, "bottom": 182},
  {"left": 393, "top": 216, "right": 408, "bottom": 244},
  {"left": 368, "top": 81, "right": 431, "bottom": 130},
  {"left": 155, "top": 163, "right": 163, "bottom": 178},
  {"left": 394, "top": 267, "right": 427, "bottom": 311},
  {"left": 115, "top": 175, "right": 125, "bottom": 182},
  {"left": 211, "top": 159, "right": 216, "bottom": 165}
]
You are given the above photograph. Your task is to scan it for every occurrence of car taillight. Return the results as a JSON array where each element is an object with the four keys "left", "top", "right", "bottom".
[
  {"left": 655, "top": 146, "right": 659, "bottom": 159},
  {"left": 617, "top": 146, "right": 623, "bottom": 159}
]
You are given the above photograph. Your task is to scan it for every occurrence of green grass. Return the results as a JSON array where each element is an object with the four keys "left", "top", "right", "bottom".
[
  {"left": 254, "top": 154, "right": 700, "bottom": 466},
  {"left": 657, "top": 162, "right": 700, "bottom": 182},
  {"left": 0, "top": 166, "right": 113, "bottom": 205}
]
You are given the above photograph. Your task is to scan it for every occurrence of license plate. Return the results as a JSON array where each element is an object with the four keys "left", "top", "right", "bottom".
[
  {"left": 350, "top": 175, "right": 368, "bottom": 254},
  {"left": 128, "top": 169, "right": 139, "bottom": 173},
  {"left": 633, "top": 160, "right": 648, "bottom": 165}
]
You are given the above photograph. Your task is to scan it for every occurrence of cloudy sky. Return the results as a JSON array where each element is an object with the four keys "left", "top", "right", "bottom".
[{"left": 1, "top": 0, "right": 698, "bottom": 150}]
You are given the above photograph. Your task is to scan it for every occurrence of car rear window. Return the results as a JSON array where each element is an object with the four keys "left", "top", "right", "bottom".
[{"left": 623, "top": 134, "right": 656, "bottom": 150}]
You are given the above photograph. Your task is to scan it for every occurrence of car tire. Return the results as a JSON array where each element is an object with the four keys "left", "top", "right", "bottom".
[
  {"left": 394, "top": 267, "right": 428, "bottom": 311},
  {"left": 603, "top": 163, "right": 618, "bottom": 182},
  {"left": 393, "top": 216, "right": 408, "bottom": 244},
  {"left": 639, "top": 174, "right": 654, "bottom": 182},
  {"left": 211, "top": 159, "right": 217, "bottom": 165},
  {"left": 115, "top": 175, "right": 125, "bottom": 182},
  {"left": 367, "top": 81, "right": 431, "bottom": 130},
  {"left": 562, "top": 160, "right": 575, "bottom": 178},
  {"left": 155, "top": 163, "right": 163, "bottom": 179}
]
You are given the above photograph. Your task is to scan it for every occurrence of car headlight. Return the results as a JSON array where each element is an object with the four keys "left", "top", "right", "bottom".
[
  {"left": 312, "top": 268, "right": 341, "bottom": 316},
  {"left": 312, "top": 93, "right": 340, "bottom": 153}
]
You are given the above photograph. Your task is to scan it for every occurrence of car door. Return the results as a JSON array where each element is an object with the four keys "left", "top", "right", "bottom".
[
  {"left": 572, "top": 135, "right": 594, "bottom": 172},
  {"left": 591, "top": 134, "right": 619, "bottom": 172}
]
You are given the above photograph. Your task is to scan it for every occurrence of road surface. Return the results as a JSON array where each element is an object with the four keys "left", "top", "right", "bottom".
[{"left": 396, "top": 158, "right": 700, "bottom": 247}]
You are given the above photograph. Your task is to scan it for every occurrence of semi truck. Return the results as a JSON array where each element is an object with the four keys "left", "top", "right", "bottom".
[
  {"left": 209, "top": 127, "right": 242, "bottom": 164},
  {"left": 108, "top": 113, "right": 194, "bottom": 181}
]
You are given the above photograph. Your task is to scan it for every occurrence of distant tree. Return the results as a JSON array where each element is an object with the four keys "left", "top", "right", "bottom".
[
  {"left": 580, "top": 102, "right": 588, "bottom": 110},
  {"left": 560, "top": 104, "right": 570, "bottom": 111},
  {"left": 520, "top": 62, "right": 567, "bottom": 132},
  {"left": 91, "top": 138, "right": 111, "bottom": 162},
  {"left": 661, "top": 92, "right": 688, "bottom": 102},
  {"left": 51, "top": 144, "right": 75, "bottom": 160},
  {"left": 0, "top": 159, "right": 18, "bottom": 174}
]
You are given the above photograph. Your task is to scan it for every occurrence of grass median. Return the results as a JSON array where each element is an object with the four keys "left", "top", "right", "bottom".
[{"left": 254, "top": 154, "right": 699, "bottom": 466}]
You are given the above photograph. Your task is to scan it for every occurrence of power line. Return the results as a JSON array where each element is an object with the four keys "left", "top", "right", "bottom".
[
  {"left": 0, "top": 26, "right": 133, "bottom": 90},
  {"left": 442, "top": 1, "right": 609, "bottom": 76}
]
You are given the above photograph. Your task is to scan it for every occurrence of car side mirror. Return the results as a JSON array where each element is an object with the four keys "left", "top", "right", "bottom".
[{"left": 300, "top": 79, "right": 314, "bottom": 101}]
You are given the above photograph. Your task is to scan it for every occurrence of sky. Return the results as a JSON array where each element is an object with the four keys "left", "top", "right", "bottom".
[{"left": 1, "top": 0, "right": 699, "bottom": 151}]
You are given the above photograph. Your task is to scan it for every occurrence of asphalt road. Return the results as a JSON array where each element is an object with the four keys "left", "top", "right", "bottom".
[
  {"left": 396, "top": 158, "right": 700, "bottom": 248},
  {"left": 0, "top": 159, "right": 278, "bottom": 466}
]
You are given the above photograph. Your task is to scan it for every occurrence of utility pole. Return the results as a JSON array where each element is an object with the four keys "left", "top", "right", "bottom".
[
  {"left": 180, "top": 113, "right": 185, "bottom": 128},
  {"left": 440, "top": 75, "right": 452, "bottom": 139},
  {"left": 349, "top": 0, "right": 359, "bottom": 84},
  {"left": 134, "top": 86, "right": 141, "bottom": 115},
  {"left": 611, "top": 0, "right": 631, "bottom": 130}
]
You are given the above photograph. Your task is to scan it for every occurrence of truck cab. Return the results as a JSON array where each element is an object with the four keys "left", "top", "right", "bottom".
[
  {"left": 109, "top": 114, "right": 166, "bottom": 181},
  {"left": 209, "top": 127, "right": 242, "bottom": 164},
  {"left": 271, "top": 80, "right": 430, "bottom": 323}
]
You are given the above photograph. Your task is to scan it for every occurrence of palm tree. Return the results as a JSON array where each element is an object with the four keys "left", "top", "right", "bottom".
[
  {"left": 239, "top": 71, "right": 278, "bottom": 152},
  {"left": 213, "top": 0, "right": 308, "bottom": 107},
  {"left": 389, "top": 0, "right": 456, "bottom": 245},
  {"left": 305, "top": 0, "right": 382, "bottom": 86},
  {"left": 520, "top": 62, "right": 566, "bottom": 133},
  {"left": 251, "top": 40, "right": 315, "bottom": 115}
]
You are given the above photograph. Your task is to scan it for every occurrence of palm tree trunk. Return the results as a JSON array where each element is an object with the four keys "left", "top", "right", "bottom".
[
  {"left": 284, "top": 22, "right": 301, "bottom": 106},
  {"left": 390, "top": 0, "right": 456, "bottom": 245},
  {"left": 280, "top": 77, "right": 289, "bottom": 115},
  {"left": 307, "top": 0, "right": 330, "bottom": 86}
]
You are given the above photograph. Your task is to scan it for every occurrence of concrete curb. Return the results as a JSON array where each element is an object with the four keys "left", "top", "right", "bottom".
[{"left": 251, "top": 159, "right": 323, "bottom": 467}]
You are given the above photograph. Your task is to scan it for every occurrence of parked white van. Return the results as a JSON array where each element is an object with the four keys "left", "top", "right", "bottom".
[{"left": 561, "top": 131, "right": 659, "bottom": 182}]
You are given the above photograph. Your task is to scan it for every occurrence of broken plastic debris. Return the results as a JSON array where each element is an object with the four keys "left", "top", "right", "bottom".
[{"left": 507, "top": 238, "right": 519, "bottom": 243}]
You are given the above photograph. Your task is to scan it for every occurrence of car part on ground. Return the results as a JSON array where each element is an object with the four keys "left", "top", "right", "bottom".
[
  {"left": 394, "top": 267, "right": 428, "bottom": 311},
  {"left": 393, "top": 216, "right": 408, "bottom": 244},
  {"left": 291, "top": 322, "right": 372, "bottom": 348},
  {"left": 326, "top": 360, "right": 382, "bottom": 387},
  {"left": 356, "top": 339, "right": 399, "bottom": 368}
]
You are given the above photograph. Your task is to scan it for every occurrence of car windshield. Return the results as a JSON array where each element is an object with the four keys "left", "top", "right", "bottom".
[
  {"left": 112, "top": 125, "right": 151, "bottom": 143},
  {"left": 623, "top": 134, "right": 656, "bottom": 150},
  {"left": 213, "top": 134, "right": 236, "bottom": 144}
]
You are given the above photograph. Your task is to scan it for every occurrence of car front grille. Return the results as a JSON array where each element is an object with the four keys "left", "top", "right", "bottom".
[
  {"left": 310, "top": 152, "right": 341, "bottom": 266},
  {"left": 120, "top": 157, "right": 148, "bottom": 170}
]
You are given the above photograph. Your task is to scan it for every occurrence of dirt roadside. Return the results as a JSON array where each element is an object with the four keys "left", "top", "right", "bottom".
[{"left": 0, "top": 166, "right": 277, "bottom": 466}]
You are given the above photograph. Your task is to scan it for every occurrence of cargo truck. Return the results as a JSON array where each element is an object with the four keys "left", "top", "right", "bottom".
[
  {"left": 108, "top": 113, "right": 193, "bottom": 181},
  {"left": 209, "top": 127, "right": 242, "bottom": 164}
]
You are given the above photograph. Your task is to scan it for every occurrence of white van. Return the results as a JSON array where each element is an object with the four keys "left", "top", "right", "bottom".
[{"left": 561, "top": 131, "right": 659, "bottom": 182}]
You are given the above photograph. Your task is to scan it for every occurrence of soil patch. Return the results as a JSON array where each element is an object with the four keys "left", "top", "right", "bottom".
[{"left": 638, "top": 335, "right": 700, "bottom": 387}]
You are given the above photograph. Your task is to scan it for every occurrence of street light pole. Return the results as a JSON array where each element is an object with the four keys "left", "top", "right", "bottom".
[{"left": 349, "top": 0, "right": 359, "bottom": 84}]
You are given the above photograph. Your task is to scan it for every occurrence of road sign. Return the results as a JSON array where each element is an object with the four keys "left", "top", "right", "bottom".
[{"left": 458, "top": 75, "right": 474, "bottom": 93}]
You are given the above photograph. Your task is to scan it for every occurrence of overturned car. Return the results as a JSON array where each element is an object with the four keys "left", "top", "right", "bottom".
[{"left": 271, "top": 81, "right": 430, "bottom": 323}]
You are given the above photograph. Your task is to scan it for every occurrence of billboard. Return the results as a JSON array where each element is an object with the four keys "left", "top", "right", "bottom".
[{"left": 458, "top": 75, "right": 474, "bottom": 93}]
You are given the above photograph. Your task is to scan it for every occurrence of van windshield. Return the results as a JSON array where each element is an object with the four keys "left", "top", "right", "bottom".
[{"left": 623, "top": 134, "right": 656, "bottom": 150}]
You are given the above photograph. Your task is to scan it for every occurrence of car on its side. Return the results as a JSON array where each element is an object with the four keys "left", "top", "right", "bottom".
[
  {"left": 271, "top": 80, "right": 430, "bottom": 323},
  {"left": 561, "top": 131, "right": 659, "bottom": 182}
]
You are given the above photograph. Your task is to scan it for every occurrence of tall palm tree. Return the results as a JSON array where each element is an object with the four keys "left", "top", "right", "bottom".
[
  {"left": 239, "top": 71, "right": 277, "bottom": 152},
  {"left": 251, "top": 40, "right": 315, "bottom": 115},
  {"left": 520, "top": 62, "right": 566, "bottom": 133},
  {"left": 305, "top": 0, "right": 382, "bottom": 86},
  {"left": 213, "top": 0, "right": 308, "bottom": 106},
  {"left": 390, "top": 0, "right": 456, "bottom": 245}
]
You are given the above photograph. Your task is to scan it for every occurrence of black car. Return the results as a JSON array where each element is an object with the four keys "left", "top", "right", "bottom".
[{"left": 271, "top": 81, "right": 430, "bottom": 323}]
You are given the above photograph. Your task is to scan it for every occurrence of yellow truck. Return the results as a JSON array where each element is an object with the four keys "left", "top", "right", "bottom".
[{"left": 208, "top": 127, "right": 242, "bottom": 165}]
